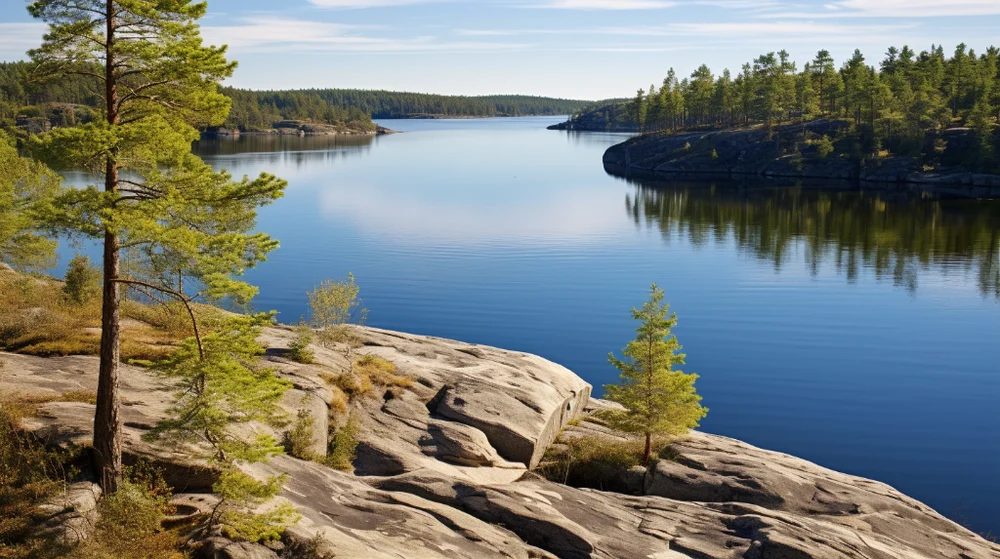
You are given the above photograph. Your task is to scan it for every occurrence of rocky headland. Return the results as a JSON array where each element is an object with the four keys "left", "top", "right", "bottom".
[
  {"left": 601, "top": 120, "right": 1000, "bottom": 198},
  {"left": 547, "top": 103, "right": 637, "bottom": 132},
  {"left": 3, "top": 325, "right": 998, "bottom": 559}
]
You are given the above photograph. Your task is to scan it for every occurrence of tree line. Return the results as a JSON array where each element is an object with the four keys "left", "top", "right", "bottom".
[
  {"left": 2, "top": 61, "right": 595, "bottom": 134},
  {"left": 221, "top": 87, "right": 593, "bottom": 130},
  {"left": 582, "top": 45, "right": 1000, "bottom": 168}
]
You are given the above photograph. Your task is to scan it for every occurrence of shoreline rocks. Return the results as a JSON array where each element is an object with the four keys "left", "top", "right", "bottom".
[
  {"left": 4, "top": 326, "right": 999, "bottom": 558},
  {"left": 202, "top": 122, "right": 397, "bottom": 139},
  {"left": 601, "top": 120, "right": 1000, "bottom": 197}
]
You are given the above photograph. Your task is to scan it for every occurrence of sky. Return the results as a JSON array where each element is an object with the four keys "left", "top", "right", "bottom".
[{"left": 1, "top": 0, "right": 999, "bottom": 100}]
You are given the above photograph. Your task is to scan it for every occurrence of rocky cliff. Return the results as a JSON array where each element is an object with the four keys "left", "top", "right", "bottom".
[
  {"left": 602, "top": 120, "right": 1000, "bottom": 197},
  {"left": 3, "top": 326, "right": 998, "bottom": 558}
]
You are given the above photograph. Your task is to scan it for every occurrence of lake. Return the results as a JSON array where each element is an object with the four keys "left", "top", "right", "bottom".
[{"left": 188, "top": 116, "right": 1000, "bottom": 535}]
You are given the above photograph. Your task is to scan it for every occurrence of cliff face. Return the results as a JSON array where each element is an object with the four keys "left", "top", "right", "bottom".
[
  {"left": 603, "top": 120, "right": 1000, "bottom": 197},
  {"left": 5, "top": 327, "right": 999, "bottom": 559}
]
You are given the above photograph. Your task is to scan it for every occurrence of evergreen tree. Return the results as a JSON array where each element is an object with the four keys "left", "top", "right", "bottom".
[
  {"left": 632, "top": 89, "right": 648, "bottom": 132},
  {"left": 0, "top": 131, "right": 60, "bottom": 271},
  {"left": 603, "top": 284, "right": 707, "bottom": 465},
  {"left": 27, "top": 0, "right": 286, "bottom": 492}
]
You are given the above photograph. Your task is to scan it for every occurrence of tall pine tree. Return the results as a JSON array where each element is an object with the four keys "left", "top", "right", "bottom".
[{"left": 27, "top": 0, "right": 286, "bottom": 492}]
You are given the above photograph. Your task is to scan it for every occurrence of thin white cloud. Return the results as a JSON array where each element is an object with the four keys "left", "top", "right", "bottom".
[
  {"left": 650, "top": 20, "right": 912, "bottom": 35},
  {"left": 0, "top": 23, "right": 46, "bottom": 60},
  {"left": 307, "top": 0, "right": 442, "bottom": 8},
  {"left": 526, "top": 0, "right": 676, "bottom": 8},
  {"left": 519, "top": 0, "right": 783, "bottom": 9},
  {"left": 785, "top": 0, "right": 1000, "bottom": 17},
  {"left": 201, "top": 17, "right": 531, "bottom": 54},
  {"left": 459, "top": 20, "right": 908, "bottom": 39}
]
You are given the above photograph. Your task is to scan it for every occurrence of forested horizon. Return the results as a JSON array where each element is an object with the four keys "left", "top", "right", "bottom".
[
  {"left": 615, "top": 44, "right": 998, "bottom": 137},
  {"left": 220, "top": 87, "right": 595, "bottom": 130},
  {"left": 0, "top": 60, "right": 596, "bottom": 134}
]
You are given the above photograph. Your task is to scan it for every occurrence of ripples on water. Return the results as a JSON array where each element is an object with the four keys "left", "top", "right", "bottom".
[{"left": 97, "top": 116, "right": 989, "bottom": 535}]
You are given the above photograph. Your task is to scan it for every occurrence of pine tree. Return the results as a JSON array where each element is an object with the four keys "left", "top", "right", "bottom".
[
  {"left": 0, "top": 132, "right": 60, "bottom": 271},
  {"left": 27, "top": 0, "right": 286, "bottom": 492},
  {"left": 603, "top": 284, "right": 707, "bottom": 465}
]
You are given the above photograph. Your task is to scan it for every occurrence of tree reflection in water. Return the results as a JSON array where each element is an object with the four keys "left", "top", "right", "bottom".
[{"left": 624, "top": 181, "right": 1000, "bottom": 298}]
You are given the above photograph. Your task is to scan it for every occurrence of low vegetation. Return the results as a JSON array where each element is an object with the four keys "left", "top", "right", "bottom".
[
  {"left": 286, "top": 325, "right": 316, "bottom": 364},
  {"left": 0, "top": 396, "right": 72, "bottom": 559},
  {"left": 0, "top": 393, "right": 191, "bottom": 559},
  {"left": 0, "top": 265, "right": 227, "bottom": 362},
  {"left": 539, "top": 435, "right": 676, "bottom": 493},
  {"left": 284, "top": 408, "right": 319, "bottom": 462},
  {"left": 70, "top": 469, "right": 187, "bottom": 559},
  {"left": 325, "top": 416, "right": 359, "bottom": 472}
]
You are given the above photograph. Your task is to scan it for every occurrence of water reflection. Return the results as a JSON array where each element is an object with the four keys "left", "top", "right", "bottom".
[
  {"left": 625, "top": 180, "right": 1000, "bottom": 297},
  {"left": 192, "top": 135, "right": 377, "bottom": 170}
]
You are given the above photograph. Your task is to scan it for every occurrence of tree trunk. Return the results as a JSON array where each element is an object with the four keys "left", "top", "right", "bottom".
[
  {"left": 643, "top": 432, "right": 652, "bottom": 465},
  {"left": 94, "top": 225, "right": 121, "bottom": 493},
  {"left": 94, "top": 0, "right": 121, "bottom": 494}
]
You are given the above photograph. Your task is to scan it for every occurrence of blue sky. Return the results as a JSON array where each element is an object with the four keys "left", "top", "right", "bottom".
[{"left": 2, "top": 0, "right": 999, "bottom": 99}]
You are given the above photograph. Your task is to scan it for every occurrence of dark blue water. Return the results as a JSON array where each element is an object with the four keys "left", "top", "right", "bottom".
[{"left": 183, "top": 117, "right": 1000, "bottom": 535}]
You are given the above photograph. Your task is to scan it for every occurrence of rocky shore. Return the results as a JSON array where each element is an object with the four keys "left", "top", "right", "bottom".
[
  {"left": 204, "top": 121, "right": 397, "bottom": 138},
  {"left": 4, "top": 326, "right": 998, "bottom": 558},
  {"left": 602, "top": 120, "right": 1000, "bottom": 198}
]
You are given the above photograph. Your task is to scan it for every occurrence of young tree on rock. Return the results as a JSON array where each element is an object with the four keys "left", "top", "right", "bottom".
[
  {"left": 604, "top": 284, "right": 707, "bottom": 465},
  {"left": 27, "top": 0, "right": 286, "bottom": 492}
]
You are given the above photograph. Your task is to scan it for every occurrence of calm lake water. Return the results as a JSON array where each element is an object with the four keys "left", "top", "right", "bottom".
[{"left": 190, "top": 117, "right": 1000, "bottom": 534}]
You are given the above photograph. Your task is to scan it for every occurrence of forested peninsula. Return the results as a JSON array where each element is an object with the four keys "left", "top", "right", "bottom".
[
  {"left": 557, "top": 45, "right": 1000, "bottom": 191},
  {"left": 0, "top": 62, "right": 593, "bottom": 137}
]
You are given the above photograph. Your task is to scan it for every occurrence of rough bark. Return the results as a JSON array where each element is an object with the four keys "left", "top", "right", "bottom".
[{"left": 93, "top": 0, "right": 121, "bottom": 493}]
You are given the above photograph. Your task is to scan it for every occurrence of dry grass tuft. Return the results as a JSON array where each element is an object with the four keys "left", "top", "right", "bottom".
[
  {"left": 538, "top": 434, "right": 676, "bottom": 493},
  {"left": 353, "top": 354, "right": 413, "bottom": 390},
  {"left": 0, "top": 268, "right": 227, "bottom": 363}
]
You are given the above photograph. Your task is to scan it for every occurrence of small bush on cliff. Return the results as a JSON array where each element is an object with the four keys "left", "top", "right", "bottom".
[
  {"left": 307, "top": 273, "right": 367, "bottom": 348},
  {"left": 286, "top": 325, "right": 315, "bottom": 364},
  {"left": 284, "top": 407, "right": 318, "bottom": 462},
  {"left": 602, "top": 284, "right": 707, "bottom": 465},
  {"left": 325, "top": 416, "right": 359, "bottom": 472}
]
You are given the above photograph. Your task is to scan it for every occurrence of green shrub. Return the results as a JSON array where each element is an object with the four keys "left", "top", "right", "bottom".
[
  {"left": 286, "top": 326, "right": 315, "bottom": 364},
  {"left": 284, "top": 408, "right": 318, "bottom": 461},
  {"left": 62, "top": 255, "right": 100, "bottom": 305},
  {"left": 815, "top": 135, "right": 835, "bottom": 159},
  {"left": 69, "top": 463, "right": 186, "bottom": 559},
  {"left": 325, "top": 417, "right": 359, "bottom": 472},
  {"left": 212, "top": 468, "right": 298, "bottom": 544}
]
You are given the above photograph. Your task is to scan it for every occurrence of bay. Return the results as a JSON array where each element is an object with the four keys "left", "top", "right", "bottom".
[{"left": 179, "top": 116, "right": 998, "bottom": 535}]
